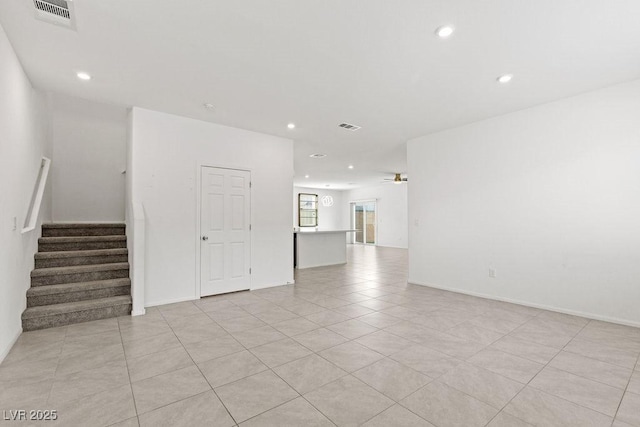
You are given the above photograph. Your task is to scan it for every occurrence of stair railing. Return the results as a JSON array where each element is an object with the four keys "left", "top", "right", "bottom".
[{"left": 22, "top": 157, "right": 51, "bottom": 234}]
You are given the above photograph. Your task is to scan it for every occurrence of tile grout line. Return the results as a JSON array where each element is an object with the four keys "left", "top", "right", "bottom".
[
  {"left": 117, "top": 318, "right": 141, "bottom": 426},
  {"left": 352, "top": 354, "right": 439, "bottom": 426},
  {"left": 166, "top": 294, "right": 355, "bottom": 425},
  {"left": 611, "top": 349, "right": 640, "bottom": 423},
  {"left": 473, "top": 318, "right": 590, "bottom": 426},
  {"left": 401, "top": 315, "right": 589, "bottom": 426},
  {"left": 525, "top": 318, "right": 635, "bottom": 408},
  {"left": 44, "top": 325, "right": 69, "bottom": 406},
  {"left": 489, "top": 317, "right": 622, "bottom": 426},
  {"left": 136, "top": 303, "right": 254, "bottom": 425},
  {"left": 35, "top": 320, "right": 133, "bottom": 422},
  {"left": 279, "top": 295, "right": 436, "bottom": 426},
  {"left": 207, "top": 300, "right": 311, "bottom": 426},
  {"left": 206, "top": 290, "right": 408, "bottom": 425},
  {"left": 250, "top": 311, "right": 388, "bottom": 425},
  {"left": 159, "top": 301, "right": 243, "bottom": 426}
]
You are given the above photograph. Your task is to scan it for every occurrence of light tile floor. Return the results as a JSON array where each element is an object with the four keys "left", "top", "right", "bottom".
[{"left": 1, "top": 246, "right": 639, "bottom": 426}]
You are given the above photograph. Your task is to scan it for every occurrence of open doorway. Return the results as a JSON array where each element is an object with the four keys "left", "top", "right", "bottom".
[{"left": 351, "top": 200, "right": 376, "bottom": 245}]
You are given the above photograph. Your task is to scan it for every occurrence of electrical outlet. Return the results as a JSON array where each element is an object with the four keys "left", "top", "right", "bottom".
[
  {"left": 488, "top": 268, "right": 496, "bottom": 278},
  {"left": 12, "top": 216, "right": 17, "bottom": 231}
]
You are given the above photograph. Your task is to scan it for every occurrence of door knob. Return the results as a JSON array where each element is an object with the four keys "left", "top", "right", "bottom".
[{"left": 201, "top": 236, "right": 209, "bottom": 241}]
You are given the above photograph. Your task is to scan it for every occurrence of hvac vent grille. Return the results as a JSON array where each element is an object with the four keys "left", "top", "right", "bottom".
[
  {"left": 33, "top": 0, "right": 76, "bottom": 30},
  {"left": 34, "top": 0, "right": 70, "bottom": 19},
  {"left": 338, "top": 122, "right": 361, "bottom": 131}
]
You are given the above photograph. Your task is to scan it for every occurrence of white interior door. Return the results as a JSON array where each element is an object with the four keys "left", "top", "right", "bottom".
[{"left": 200, "top": 166, "right": 251, "bottom": 296}]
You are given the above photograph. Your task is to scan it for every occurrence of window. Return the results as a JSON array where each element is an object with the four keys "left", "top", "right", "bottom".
[
  {"left": 298, "top": 193, "right": 318, "bottom": 227},
  {"left": 351, "top": 200, "right": 376, "bottom": 244}
]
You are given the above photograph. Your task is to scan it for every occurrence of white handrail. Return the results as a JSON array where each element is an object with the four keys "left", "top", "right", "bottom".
[{"left": 22, "top": 157, "right": 51, "bottom": 234}]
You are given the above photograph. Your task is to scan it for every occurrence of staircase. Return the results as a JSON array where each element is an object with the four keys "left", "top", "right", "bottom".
[{"left": 21, "top": 223, "right": 132, "bottom": 331}]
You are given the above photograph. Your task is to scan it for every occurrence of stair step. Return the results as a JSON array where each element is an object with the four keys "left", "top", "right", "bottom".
[
  {"left": 38, "top": 235, "right": 127, "bottom": 252},
  {"left": 43, "top": 223, "right": 125, "bottom": 229},
  {"left": 42, "top": 223, "right": 125, "bottom": 237},
  {"left": 35, "top": 248, "right": 128, "bottom": 268},
  {"left": 31, "top": 263, "right": 130, "bottom": 286},
  {"left": 27, "top": 278, "right": 131, "bottom": 307},
  {"left": 22, "top": 296, "right": 132, "bottom": 331}
]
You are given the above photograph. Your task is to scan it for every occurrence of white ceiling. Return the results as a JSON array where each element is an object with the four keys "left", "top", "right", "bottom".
[{"left": 2, "top": 0, "right": 640, "bottom": 189}]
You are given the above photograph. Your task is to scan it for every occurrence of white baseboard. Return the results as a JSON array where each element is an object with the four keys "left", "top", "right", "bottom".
[
  {"left": 131, "top": 309, "right": 146, "bottom": 316},
  {"left": 410, "top": 280, "right": 640, "bottom": 329},
  {"left": 296, "top": 262, "right": 347, "bottom": 270},
  {"left": 145, "top": 295, "right": 198, "bottom": 308},
  {"left": 251, "top": 281, "right": 294, "bottom": 291},
  {"left": 376, "top": 244, "right": 409, "bottom": 250},
  {"left": 0, "top": 328, "right": 22, "bottom": 364}
]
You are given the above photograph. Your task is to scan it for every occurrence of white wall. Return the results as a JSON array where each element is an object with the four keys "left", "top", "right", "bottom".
[
  {"left": 124, "top": 109, "right": 146, "bottom": 316},
  {"left": 293, "top": 187, "right": 347, "bottom": 230},
  {"left": 130, "top": 108, "right": 294, "bottom": 306},
  {"left": 125, "top": 109, "right": 133, "bottom": 288},
  {"left": 0, "top": 24, "right": 51, "bottom": 361},
  {"left": 408, "top": 79, "right": 640, "bottom": 326},
  {"left": 51, "top": 94, "right": 127, "bottom": 222},
  {"left": 345, "top": 184, "right": 408, "bottom": 248}
]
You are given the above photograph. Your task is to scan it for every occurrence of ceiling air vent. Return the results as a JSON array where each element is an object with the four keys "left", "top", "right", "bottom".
[
  {"left": 338, "top": 122, "right": 361, "bottom": 131},
  {"left": 33, "top": 0, "right": 76, "bottom": 30}
]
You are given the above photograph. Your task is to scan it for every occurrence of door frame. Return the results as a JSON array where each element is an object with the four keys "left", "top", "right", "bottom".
[
  {"left": 349, "top": 199, "right": 378, "bottom": 246},
  {"left": 196, "top": 162, "right": 252, "bottom": 299}
]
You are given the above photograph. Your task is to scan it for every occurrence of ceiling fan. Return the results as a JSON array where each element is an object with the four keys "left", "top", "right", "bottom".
[{"left": 383, "top": 173, "right": 408, "bottom": 184}]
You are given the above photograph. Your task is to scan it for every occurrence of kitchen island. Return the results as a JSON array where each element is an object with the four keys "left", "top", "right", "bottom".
[{"left": 294, "top": 229, "right": 357, "bottom": 269}]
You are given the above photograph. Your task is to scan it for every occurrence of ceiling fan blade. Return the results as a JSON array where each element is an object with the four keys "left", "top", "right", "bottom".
[{"left": 382, "top": 173, "right": 407, "bottom": 183}]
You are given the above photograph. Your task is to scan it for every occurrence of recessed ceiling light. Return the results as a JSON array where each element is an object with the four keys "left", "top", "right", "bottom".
[
  {"left": 309, "top": 153, "right": 327, "bottom": 158},
  {"left": 203, "top": 103, "right": 215, "bottom": 110},
  {"left": 287, "top": 123, "right": 296, "bottom": 129},
  {"left": 435, "top": 25, "right": 454, "bottom": 38},
  {"left": 305, "top": 175, "right": 309, "bottom": 178},
  {"left": 348, "top": 165, "right": 354, "bottom": 169},
  {"left": 76, "top": 72, "right": 91, "bottom": 80},
  {"left": 497, "top": 74, "right": 513, "bottom": 84}
]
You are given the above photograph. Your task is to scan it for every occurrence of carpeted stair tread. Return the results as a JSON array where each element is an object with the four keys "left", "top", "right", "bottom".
[
  {"left": 38, "top": 235, "right": 127, "bottom": 252},
  {"left": 42, "top": 223, "right": 125, "bottom": 237},
  {"left": 31, "top": 262, "right": 129, "bottom": 277},
  {"left": 27, "top": 278, "right": 131, "bottom": 296},
  {"left": 35, "top": 248, "right": 128, "bottom": 260},
  {"left": 39, "top": 235, "right": 126, "bottom": 244},
  {"left": 22, "top": 296, "right": 132, "bottom": 320},
  {"left": 34, "top": 248, "right": 129, "bottom": 268},
  {"left": 42, "top": 223, "right": 125, "bottom": 229}
]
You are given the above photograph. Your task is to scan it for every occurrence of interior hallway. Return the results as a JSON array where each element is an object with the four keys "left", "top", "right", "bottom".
[{"left": 0, "top": 246, "right": 639, "bottom": 426}]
